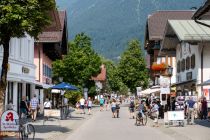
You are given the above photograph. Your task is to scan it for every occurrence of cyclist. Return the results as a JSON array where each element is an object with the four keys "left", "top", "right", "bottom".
[{"left": 137, "top": 100, "right": 146, "bottom": 118}]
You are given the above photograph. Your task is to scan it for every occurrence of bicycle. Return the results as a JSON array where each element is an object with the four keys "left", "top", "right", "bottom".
[
  {"left": 135, "top": 111, "right": 148, "bottom": 126},
  {"left": 19, "top": 114, "right": 35, "bottom": 140}
]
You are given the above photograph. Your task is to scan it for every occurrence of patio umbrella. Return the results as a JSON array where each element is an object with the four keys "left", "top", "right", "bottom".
[{"left": 51, "top": 82, "right": 78, "bottom": 90}]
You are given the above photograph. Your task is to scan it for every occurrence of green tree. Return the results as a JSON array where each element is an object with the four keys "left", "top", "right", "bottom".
[
  {"left": 102, "top": 58, "right": 128, "bottom": 95},
  {"left": 118, "top": 39, "right": 149, "bottom": 93},
  {"left": 52, "top": 33, "right": 102, "bottom": 95},
  {"left": 0, "top": 0, "right": 55, "bottom": 113}
]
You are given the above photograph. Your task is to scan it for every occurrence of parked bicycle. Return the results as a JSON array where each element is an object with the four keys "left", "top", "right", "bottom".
[{"left": 19, "top": 114, "right": 35, "bottom": 140}]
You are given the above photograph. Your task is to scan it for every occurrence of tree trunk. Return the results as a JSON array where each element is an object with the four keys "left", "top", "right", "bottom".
[{"left": 0, "top": 38, "right": 10, "bottom": 115}]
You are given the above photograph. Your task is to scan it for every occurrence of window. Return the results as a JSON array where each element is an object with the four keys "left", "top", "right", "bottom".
[
  {"left": 177, "top": 61, "right": 180, "bottom": 73},
  {"left": 181, "top": 59, "right": 185, "bottom": 72},
  {"left": 191, "top": 54, "right": 195, "bottom": 69},
  {"left": 26, "top": 84, "right": 31, "bottom": 100},
  {"left": 17, "top": 83, "right": 22, "bottom": 114},
  {"left": 186, "top": 57, "right": 190, "bottom": 70},
  {"left": 7, "top": 82, "right": 14, "bottom": 104}
]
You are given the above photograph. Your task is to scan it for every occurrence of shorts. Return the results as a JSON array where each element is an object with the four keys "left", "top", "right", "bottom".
[
  {"left": 111, "top": 107, "right": 116, "bottom": 113},
  {"left": 87, "top": 106, "right": 92, "bottom": 109},
  {"left": 80, "top": 105, "right": 85, "bottom": 109},
  {"left": 100, "top": 104, "right": 104, "bottom": 107},
  {"left": 129, "top": 108, "right": 134, "bottom": 113}
]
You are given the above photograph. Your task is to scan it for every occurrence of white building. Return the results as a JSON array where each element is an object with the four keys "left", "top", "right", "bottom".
[
  {"left": 0, "top": 34, "right": 36, "bottom": 112},
  {"left": 160, "top": 20, "right": 210, "bottom": 98}
]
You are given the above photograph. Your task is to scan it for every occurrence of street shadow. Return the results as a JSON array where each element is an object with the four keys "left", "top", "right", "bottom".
[
  {"left": 194, "top": 120, "right": 210, "bottom": 128},
  {"left": 33, "top": 124, "right": 71, "bottom": 133},
  {"left": 68, "top": 116, "right": 85, "bottom": 120}
]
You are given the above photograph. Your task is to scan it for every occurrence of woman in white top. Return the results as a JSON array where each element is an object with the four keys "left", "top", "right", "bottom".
[
  {"left": 44, "top": 98, "right": 52, "bottom": 109},
  {"left": 87, "top": 97, "right": 92, "bottom": 115}
]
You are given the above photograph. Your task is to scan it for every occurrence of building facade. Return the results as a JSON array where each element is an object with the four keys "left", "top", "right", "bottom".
[
  {"left": 0, "top": 34, "right": 36, "bottom": 112},
  {"left": 34, "top": 10, "right": 68, "bottom": 108}
]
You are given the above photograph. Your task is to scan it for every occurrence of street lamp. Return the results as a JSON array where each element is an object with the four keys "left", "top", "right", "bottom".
[{"left": 166, "top": 66, "right": 173, "bottom": 111}]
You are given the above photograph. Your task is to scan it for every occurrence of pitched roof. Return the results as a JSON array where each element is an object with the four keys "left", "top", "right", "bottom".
[
  {"left": 147, "top": 11, "right": 195, "bottom": 40},
  {"left": 192, "top": 0, "right": 210, "bottom": 20},
  {"left": 36, "top": 10, "right": 67, "bottom": 43},
  {"left": 91, "top": 64, "right": 106, "bottom": 81}
]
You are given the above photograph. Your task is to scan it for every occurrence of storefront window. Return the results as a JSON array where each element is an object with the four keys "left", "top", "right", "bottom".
[
  {"left": 17, "top": 83, "right": 23, "bottom": 113},
  {"left": 7, "top": 82, "right": 14, "bottom": 104},
  {"left": 26, "top": 84, "right": 31, "bottom": 100}
]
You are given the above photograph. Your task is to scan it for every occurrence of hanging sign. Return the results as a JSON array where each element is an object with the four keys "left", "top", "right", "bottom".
[{"left": 1, "top": 110, "right": 19, "bottom": 131}]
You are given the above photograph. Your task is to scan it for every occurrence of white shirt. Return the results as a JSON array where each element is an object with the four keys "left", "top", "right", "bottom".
[
  {"left": 44, "top": 101, "right": 51, "bottom": 108},
  {"left": 80, "top": 98, "right": 85, "bottom": 106}
]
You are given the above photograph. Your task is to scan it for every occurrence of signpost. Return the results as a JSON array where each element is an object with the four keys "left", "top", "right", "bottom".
[{"left": 1, "top": 110, "right": 19, "bottom": 132}]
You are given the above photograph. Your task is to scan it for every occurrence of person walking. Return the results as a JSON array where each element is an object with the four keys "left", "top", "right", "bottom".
[
  {"left": 20, "top": 96, "right": 29, "bottom": 118},
  {"left": 116, "top": 99, "right": 121, "bottom": 118},
  {"left": 30, "top": 94, "right": 39, "bottom": 122},
  {"left": 151, "top": 101, "right": 159, "bottom": 127},
  {"left": 129, "top": 100, "right": 135, "bottom": 119},
  {"left": 44, "top": 98, "right": 52, "bottom": 109},
  {"left": 111, "top": 99, "right": 117, "bottom": 118},
  {"left": 87, "top": 97, "right": 93, "bottom": 115},
  {"left": 201, "top": 97, "right": 208, "bottom": 120},
  {"left": 100, "top": 97, "right": 105, "bottom": 111},
  {"left": 79, "top": 97, "right": 85, "bottom": 114},
  {"left": 187, "top": 96, "right": 196, "bottom": 125}
]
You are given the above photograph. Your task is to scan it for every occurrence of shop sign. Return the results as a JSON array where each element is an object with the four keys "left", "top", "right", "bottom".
[
  {"left": 160, "top": 76, "right": 170, "bottom": 94},
  {"left": 1, "top": 110, "right": 19, "bottom": 132},
  {"left": 167, "top": 111, "right": 184, "bottom": 121},
  {"left": 136, "top": 87, "right": 142, "bottom": 96}
]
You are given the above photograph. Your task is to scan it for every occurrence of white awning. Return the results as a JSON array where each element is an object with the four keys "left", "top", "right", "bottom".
[
  {"left": 168, "top": 20, "right": 210, "bottom": 41},
  {"left": 141, "top": 87, "right": 160, "bottom": 95}
]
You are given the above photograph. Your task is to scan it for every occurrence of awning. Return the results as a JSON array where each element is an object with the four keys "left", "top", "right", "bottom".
[
  {"left": 141, "top": 87, "right": 160, "bottom": 95},
  {"left": 197, "top": 79, "right": 210, "bottom": 86},
  {"left": 34, "top": 81, "right": 53, "bottom": 89},
  {"left": 160, "top": 20, "right": 210, "bottom": 56},
  {"left": 173, "top": 79, "right": 196, "bottom": 86}
]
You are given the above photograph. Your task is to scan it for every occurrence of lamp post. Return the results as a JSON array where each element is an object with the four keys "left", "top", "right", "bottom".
[
  {"left": 59, "top": 77, "right": 65, "bottom": 119},
  {"left": 167, "top": 66, "right": 173, "bottom": 111}
]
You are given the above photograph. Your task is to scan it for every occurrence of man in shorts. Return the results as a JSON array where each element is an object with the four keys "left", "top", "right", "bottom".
[
  {"left": 100, "top": 97, "right": 105, "bottom": 111},
  {"left": 129, "top": 100, "right": 135, "bottom": 119},
  {"left": 80, "top": 97, "right": 85, "bottom": 114}
]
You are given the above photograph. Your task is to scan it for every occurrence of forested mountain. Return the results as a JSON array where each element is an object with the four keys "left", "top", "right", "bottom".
[{"left": 56, "top": 0, "right": 203, "bottom": 60}]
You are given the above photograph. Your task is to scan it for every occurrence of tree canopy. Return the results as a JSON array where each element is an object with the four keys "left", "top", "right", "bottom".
[
  {"left": 118, "top": 39, "right": 149, "bottom": 93},
  {"left": 52, "top": 33, "right": 102, "bottom": 91}
]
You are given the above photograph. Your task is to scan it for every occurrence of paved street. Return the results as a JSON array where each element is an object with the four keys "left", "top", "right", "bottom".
[{"left": 65, "top": 105, "right": 210, "bottom": 140}]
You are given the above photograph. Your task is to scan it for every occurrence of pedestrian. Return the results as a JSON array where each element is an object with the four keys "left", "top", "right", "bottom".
[
  {"left": 111, "top": 98, "right": 117, "bottom": 118},
  {"left": 20, "top": 96, "right": 29, "bottom": 118},
  {"left": 30, "top": 94, "right": 39, "bottom": 122},
  {"left": 79, "top": 97, "right": 85, "bottom": 114},
  {"left": 87, "top": 97, "right": 92, "bottom": 115},
  {"left": 99, "top": 97, "right": 105, "bottom": 111},
  {"left": 129, "top": 100, "right": 135, "bottom": 119},
  {"left": 151, "top": 101, "right": 159, "bottom": 127},
  {"left": 44, "top": 98, "right": 52, "bottom": 109},
  {"left": 201, "top": 97, "right": 208, "bottom": 120},
  {"left": 6, "top": 100, "right": 14, "bottom": 110},
  {"left": 76, "top": 101, "right": 80, "bottom": 112},
  {"left": 116, "top": 99, "right": 121, "bottom": 118},
  {"left": 187, "top": 96, "right": 196, "bottom": 125}
]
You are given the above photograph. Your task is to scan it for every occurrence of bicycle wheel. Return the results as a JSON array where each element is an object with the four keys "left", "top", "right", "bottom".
[
  {"left": 26, "top": 124, "right": 35, "bottom": 139},
  {"left": 20, "top": 127, "right": 26, "bottom": 140}
]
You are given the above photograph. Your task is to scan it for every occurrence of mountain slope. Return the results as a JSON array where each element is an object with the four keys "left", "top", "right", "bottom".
[{"left": 56, "top": 0, "right": 202, "bottom": 60}]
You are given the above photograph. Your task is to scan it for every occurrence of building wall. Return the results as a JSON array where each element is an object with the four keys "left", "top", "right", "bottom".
[
  {"left": 0, "top": 35, "right": 36, "bottom": 111},
  {"left": 176, "top": 42, "right": 199, "bottom": 83},
  {"left": 34, "top": 44, "right": 52, "bottom": 84}
]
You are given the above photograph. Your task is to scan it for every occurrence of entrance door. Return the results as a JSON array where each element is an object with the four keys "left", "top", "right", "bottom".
[{"left": 17, "top": 83, "right": 23, "bottom": 114}]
